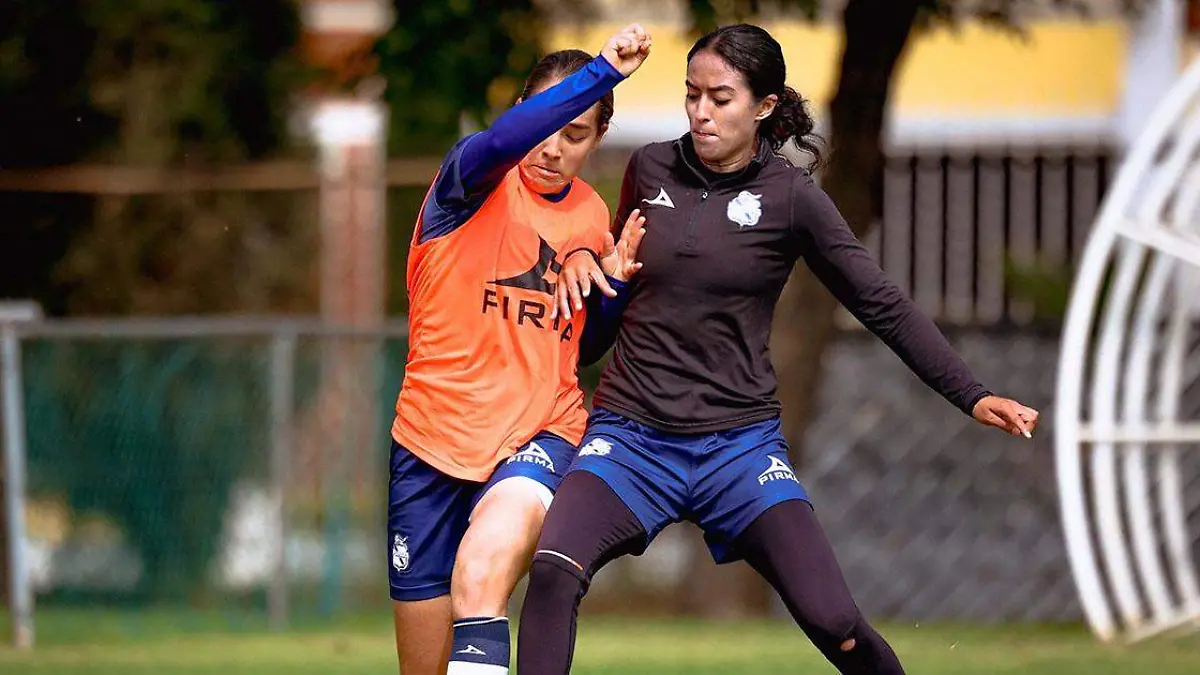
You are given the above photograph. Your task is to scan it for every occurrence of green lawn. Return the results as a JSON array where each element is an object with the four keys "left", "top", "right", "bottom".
[{"left": 1, "top": 609, "right": 1198, "bottom": 674}]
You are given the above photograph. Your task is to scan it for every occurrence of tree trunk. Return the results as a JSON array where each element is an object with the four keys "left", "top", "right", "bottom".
[{"left": 774, "top": 0, "right": 922, "bottom": 472}]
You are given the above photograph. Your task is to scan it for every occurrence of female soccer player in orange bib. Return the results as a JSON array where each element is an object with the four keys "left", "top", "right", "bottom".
[{"left": 386, "top": 24, "right": 650, "bottom": 675}]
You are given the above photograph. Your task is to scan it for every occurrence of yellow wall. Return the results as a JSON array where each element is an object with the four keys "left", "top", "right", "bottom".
[{"left": 548, "top": 20, "right": 1129, "bottom": 118}]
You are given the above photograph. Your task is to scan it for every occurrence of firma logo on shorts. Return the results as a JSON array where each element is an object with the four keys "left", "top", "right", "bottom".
[
  {"left": 506, "top": 442, "right": 555, "bottom": 472},
  {"left": 757, "top": 455, "right": 797, "bottom": 485}
]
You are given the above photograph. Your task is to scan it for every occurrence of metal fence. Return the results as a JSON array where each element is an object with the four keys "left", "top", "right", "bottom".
[
  {"left": 858, "top": 146, "right": 1116, "bottom": 327},
  {"left": 583, "top": 327, "right": 1200, "bottom": 624},
  {"left": 1, "top": 316, "right": 410, "bottom": 644},
  {"left": 8, "top": 314, "right": 1197, "bottom": 640}
]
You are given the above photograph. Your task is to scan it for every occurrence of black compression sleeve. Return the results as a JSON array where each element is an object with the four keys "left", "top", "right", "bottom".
[
  {"left": 734, "top": 500, "right": 906, "bottom": 674},
  {"left": 517, "top": 471, "right": 647, "bottom": 675}
]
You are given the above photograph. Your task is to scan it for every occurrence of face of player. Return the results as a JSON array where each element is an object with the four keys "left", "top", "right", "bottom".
[
  {"left": 518, "top": 78, "right": 608, "bottom": 195},
  {"left": 685, "top": 49, "right": 777, "bottom": 171}
]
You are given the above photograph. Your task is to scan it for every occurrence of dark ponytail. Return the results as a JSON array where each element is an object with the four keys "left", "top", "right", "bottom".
[
  {"left": 768, "top": 86, "right": 823, "bottom": 169},
  {"left": 688, "top": 24, "right": 823, "bottom": 170},
  {"left": 521, "top": 48, "right": 615, "bottom": 130}
]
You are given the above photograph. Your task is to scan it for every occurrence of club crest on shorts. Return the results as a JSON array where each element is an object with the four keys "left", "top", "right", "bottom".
[
  {"left": 578, "top": 437, "right": 613, "bottom": 457},
  {"left": 758, "top": 455, "right": 797, "bottom": 485},
  {"left": 727, "top": 191, "right": 763, "bottom": 228},
  {"left": 391, "top": 534, "right": 410, "bottom": 572},
  {"left": 507, "top": 441, "right": 555, "bottom": 471}
]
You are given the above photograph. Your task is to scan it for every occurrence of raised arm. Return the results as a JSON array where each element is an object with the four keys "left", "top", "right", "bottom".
[
  {"left": 419, "top": 56, "right": 625, "bottom": 243},
  {"left": 457, "top": 57, "right": 624, "bottom": 198},
  {"left": 419, "top": 24, "right": 651, "bottom": 243}
]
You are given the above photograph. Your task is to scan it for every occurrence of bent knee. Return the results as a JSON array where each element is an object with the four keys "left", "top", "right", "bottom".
[
  {"left": 451, "top": 488, "right": 548, "bottom": 611},
  {"left": 454, "top": 551, "right": 500, "bottom": 595},
  {"left": 452, "top": 537, "right": 529, "bottom": 616},
  {"left": 528, "top": 550, "right": 589, "bottom": 600},
  {"left": 809, "top": 607, "right": 863, "bottom": 651},
  {"left": 451, "top": 556, "right": 506, "bottom": 616}
]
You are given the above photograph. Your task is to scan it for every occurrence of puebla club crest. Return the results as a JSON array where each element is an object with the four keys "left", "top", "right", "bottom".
[
  {"left": 727, "top": 191, "right": 763, "bottom": 228},
  {"left": 392, "top": 534, "right": 410, "bottom": 572}
]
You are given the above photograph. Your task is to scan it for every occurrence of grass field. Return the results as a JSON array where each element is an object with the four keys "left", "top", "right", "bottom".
[{"left": 2, "top": 609, "right": 1199, "bottom": 674}]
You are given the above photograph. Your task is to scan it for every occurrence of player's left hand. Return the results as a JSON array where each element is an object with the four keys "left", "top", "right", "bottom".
[
  {"left": 600, "top": 23, "right": 652, "bottom": 78},
  {"left": 552, "top": 251, "right": 610, "bottom": 321},
  {"left": 972, "top": 395, "right": 1040, "bottom": 438}
]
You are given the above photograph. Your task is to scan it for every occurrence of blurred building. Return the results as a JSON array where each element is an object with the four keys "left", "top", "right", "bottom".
[
  {"left": 537, "top": 1, "right": 1196, "bottom": 329},
  {"left": 546, "top": 0, "right": 1196, "bottom": 150}
]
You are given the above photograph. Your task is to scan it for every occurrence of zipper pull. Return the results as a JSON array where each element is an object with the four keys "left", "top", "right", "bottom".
[{"left": 701, "top": 191, "right": 709, "bottom": 200}]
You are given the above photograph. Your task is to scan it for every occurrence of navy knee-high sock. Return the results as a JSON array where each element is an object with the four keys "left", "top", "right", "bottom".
[{"left": 448, "top": 616, "right": 510, "bottom": 674}]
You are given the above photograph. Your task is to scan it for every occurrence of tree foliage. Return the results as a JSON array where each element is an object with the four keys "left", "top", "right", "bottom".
[
  {"left": 0, "top": 1, "right": 310, "bottom": 315},
  {"left": 374, "top": 0, "right": 552, "bottom": 155},
  {"left": 0, "top": 1, "right": 300, "bottom": 165},
  {"left": 0, "top": 2, "right": 309, "bottom": 601}
]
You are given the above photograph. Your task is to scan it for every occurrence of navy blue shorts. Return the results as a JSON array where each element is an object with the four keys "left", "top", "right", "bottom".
[
  {"left": 567, "top": 407, "right": 810, "bottom": 564},
  {"left": 387, "top": 431, "right": 578, "bottom": 601}
]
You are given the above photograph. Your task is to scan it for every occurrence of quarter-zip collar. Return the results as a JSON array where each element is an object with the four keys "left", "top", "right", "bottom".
[{"left": 673, "top": 132, "right": 772, "bottom": 188}]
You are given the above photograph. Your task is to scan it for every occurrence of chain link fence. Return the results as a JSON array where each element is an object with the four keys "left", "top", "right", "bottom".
[
  {"left": 805, "top": 330, "right": 1095, "bottom": 622},
  {"left": 5, "top": 318, "right": 1200, "bottom": 631},
  {"left": 584, "top": 328, "right": 1200, "bottom": 624},
  {"left": 4, "top": 319, "right": 408, "bottom": 632}
]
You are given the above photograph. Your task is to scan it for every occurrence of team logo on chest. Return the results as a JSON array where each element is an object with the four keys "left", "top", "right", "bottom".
[
  {"left": 727, "top": 191, "right": 763, "bottom": 228},
  {"left": 643, "top": 187, "right": 676, "bottom": 209},
  {"left": 490, "top": 236, "right": 561, "bottom": 295}
]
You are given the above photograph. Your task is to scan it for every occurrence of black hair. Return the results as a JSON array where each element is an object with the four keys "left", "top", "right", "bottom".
[
  {"left": 521, "top": 49, "right": 615, "bottom": 131},
  {"left": 687, "top": 24, "right": 823, "bottom": 169}
]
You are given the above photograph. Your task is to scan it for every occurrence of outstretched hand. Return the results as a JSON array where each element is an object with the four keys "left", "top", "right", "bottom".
[
  {"left": 972, "top": 395, "right": 1040, "bottom": 438},
  {"left": 600, "top": 208, "right": 646, "bottom": 282},
  {"left": 551, "top": 252, "right": 605, "bottom": 322}
]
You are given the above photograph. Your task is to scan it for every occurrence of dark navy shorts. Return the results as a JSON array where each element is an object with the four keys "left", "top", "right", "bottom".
[
  {"left": 567, "top": 407, "right": 810, "bottom": 564},
  {"left": 387, "top": 431, "right": 578, "bottom": 601}
]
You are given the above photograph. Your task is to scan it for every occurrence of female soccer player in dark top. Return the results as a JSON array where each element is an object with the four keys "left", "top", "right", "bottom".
[
  {"left": 386, "top": 25, "right": 649, "bottom": 675},
  {"left": 517, "top": 23, "right": 1039, "bottom": 675}
]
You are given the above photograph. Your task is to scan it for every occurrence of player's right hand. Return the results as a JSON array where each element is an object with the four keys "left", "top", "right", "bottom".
[
  {"left": 601, "top": 23, "right": 651, "bottom": 77},
  {"left": 551, "top": 209, "right": 647, "bottom": 320}
]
